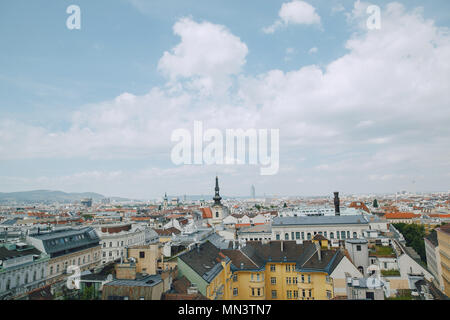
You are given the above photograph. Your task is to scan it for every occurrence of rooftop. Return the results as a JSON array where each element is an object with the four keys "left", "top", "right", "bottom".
[{"left": 273, "top": 215, "right": 370, "bottom": 226}]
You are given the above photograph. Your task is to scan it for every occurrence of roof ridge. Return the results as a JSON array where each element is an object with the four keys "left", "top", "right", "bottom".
[{"left": 239, "top": 247, "right": 260, "bottom": 268}]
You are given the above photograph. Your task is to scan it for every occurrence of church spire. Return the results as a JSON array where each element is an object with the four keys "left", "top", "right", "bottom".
[{"left": 213, "top": 176, "right": 222, "bottom": 205}]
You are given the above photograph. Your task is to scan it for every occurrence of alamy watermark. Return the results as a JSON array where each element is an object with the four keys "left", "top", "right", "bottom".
[
  {"left": 66, "top": 5, "right": 81, "bottom": 30},
  {"left": 171, "top": 121, "right": 279, "bottom": 176},
  {"left": 66, "top": 265, "right": 81, "bottom": 289},
  {"left": 367, "top": 5, "right": 381, "bottom": 30}
]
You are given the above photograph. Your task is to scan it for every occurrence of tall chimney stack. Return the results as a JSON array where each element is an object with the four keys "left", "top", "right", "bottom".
[{"left": 334, "top": 192, "right": 340, "bottom": 216}]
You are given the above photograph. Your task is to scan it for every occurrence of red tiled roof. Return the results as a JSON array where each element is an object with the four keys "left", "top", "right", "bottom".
[
  {"left": 384, "top": 212, "right": 420, "bottom": 219},
  {"left": 349, "top": 201, "right": 370, "bottom": 213},
  {"left": 200, "top": 207, "right": 212, "bottom": 219}
]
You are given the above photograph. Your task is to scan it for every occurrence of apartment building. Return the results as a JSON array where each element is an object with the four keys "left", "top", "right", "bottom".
[
  {"left": 0, "top": 242, "right": 49, "bottom": 300},
  {"left": 95, "top": 223, "right": 148, "bottom": 264},
  {"left": 26, "top": 227, "right": 101, "bottom": 285},
  {"left": 271, "top": 215, "right": 373, "bottom": 242},
  {"left": 436, "top": 224, "right": 450, "bottom": 296}
]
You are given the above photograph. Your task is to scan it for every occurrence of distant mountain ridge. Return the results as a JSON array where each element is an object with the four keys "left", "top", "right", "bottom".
[{"left": 0, "top": 190, "right": 106, "bottom": 203}]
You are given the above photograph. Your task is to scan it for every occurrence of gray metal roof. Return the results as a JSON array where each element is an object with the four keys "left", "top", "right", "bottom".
[
  {"left": 273, "top": 215, "right": 370, "bottom": 226},
  {"left": 105, "top": 274, "right": 162, "bottom": 287},
  {"left": 29, "top": 227, "right": 100, "bottom": 254}
]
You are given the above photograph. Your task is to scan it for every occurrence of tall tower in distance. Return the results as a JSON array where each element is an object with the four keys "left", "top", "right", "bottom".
[
  {"left": 251, "top": 185, "right": 256, "bottom": 199},
  {"left": 334, "top": 192, "right": 340, "bottom": 216}
]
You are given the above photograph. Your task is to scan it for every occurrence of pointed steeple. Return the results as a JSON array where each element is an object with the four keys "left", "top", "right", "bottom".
[{"left": 213, "top": 176, "right": 222, "bottom": 205}]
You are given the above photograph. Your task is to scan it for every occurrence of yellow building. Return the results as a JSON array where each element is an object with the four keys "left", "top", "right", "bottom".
[
  {"left": 176, "top": 240, "right": 352, "bottom": 300},
  {"left": 177, "top": 241, "right": 233, "bottom": 300},
  {"left": 222, "top": 241, "right": 335, "bottom": 300},
  {"left": 127, "top": 244, "right": 160, "bottom": 275},
  {"left": 436, "top": 225, "right": 450, "bottom": 296}
]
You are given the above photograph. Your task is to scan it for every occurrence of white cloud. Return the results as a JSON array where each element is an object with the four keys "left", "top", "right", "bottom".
[
  {"left": 158, "top": 17, "right": 248, "bottom": 96},
  {"left": 308, "top": 47, "right": 318, "bottom": 54},
  {"left": 263, "top": 1, "right": 321, "bottom": 34},
  {"left": 1, "top": 3, "right": 450, "bottom": 196}
]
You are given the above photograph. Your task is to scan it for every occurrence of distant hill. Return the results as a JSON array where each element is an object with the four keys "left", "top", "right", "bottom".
[{"left": 0, "top": 190, "right": 106, "bottom": 203}]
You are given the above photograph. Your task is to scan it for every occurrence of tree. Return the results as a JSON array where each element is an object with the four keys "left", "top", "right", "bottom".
[
  {"left": 373, "top": 199, "right": 379, "bottom": 208},
  {"left": 80, "top": 285, "right": 96, "bottom": 300},
  {"left": 393, "top": 223, "right": 426, "bottom": 262}
]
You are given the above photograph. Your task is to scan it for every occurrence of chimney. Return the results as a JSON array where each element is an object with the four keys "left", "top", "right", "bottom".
[{"left": 334, "top": 192, "right": 340, "bottom": 216}]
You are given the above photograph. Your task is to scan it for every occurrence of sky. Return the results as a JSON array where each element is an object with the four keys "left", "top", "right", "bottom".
[{"left": 0, "top": 0, "right": 450, "bottom": 199}]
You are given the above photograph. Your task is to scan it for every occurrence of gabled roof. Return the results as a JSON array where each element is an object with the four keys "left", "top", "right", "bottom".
[
  {"left": 178, "top": 241, "right": 230, "bottom": 283},
  {"left": 224, "top": 241, "right": 344, "bottom": 274}
]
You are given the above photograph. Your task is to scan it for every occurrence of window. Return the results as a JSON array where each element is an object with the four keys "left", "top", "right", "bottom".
[
  {"left": 301, "top": 232, "right": 305, "bottom": 240},
  {"left": 271, "top": 290, "right": 277, "bottom": 299},
  {"left": 301, "top": 274, "right": 305, "bottom": 283},
  {"left": 302, "top": 289, "right": 306, "bottom": 298},
  {"left": 330, "top": 232, "right": 334, "bottom": 239},
  {"left": 216, "top": 212, "right": 219, "bottom": 218},
  {"left": 140, "top": 251, "right": 145, "bottom": 258},
  {"left": 341, "top": 231, "right": 346, "bottom": 239},
  {"left": 309, "top": 290, "right": 312, "bottom": 298},
  {"left": 353, "top": 232, "right": 357, "bottom": 239},
  {"left": 324, "top": 231, "right": 327, "bottom": 238},
  {"left": 276, "top": 234, "right": 280, "bottom": 240},
  {"left": 270, "top": 264, "right": 276, "bottom": 272},
  {"left": 286, "top": 277, "right": 291, "bottom": 284},
  {"left": 233, "top": 288, "right": 238, "bottom": 296},
  {"left": 357, "top": 245, "right": 361, "bottom": 251},
  {"left": 109, "top": 242, "right": 112, "bottom": 247},
  {"left": 347, "top": 231, "right": 350, "bottom": 239},
  {"left": 252, "top": 288, "right": 255, "bottom": 296},
  {"left": 271, "top": 277, "right": 276, "bottom": 285},
  {"left": 296, "top": 232, "right": 300, "bottom": 240},
  {"left": 291, "top": 232, "right": 294, "bottom": 240},
  {"left": 293, "top": 290, "right": 298, "bottom": 299},
  {"left": 286, "top": 264, "right": 290, "bottom": 272},
  {"left": 256, "top": 274, "right": 260, "bottom": 281},
  {"left": 287, "top": 290, "right": 292, "bottom": 299},
  {"left": 50, "top": 266, "right": 53, "bottom": 275},
  {"left": 293, "top": 276, "right": 298, "bottom": 284},
  {"left": 307, "top": 275, "right": 311, "bottom": 283},
  {"left": 307, "top": 233, "right": 311, "bottom": 240},
  {"left": 326, "top": 290, "right": 332, "bottom": 299},
  {"left": 285, "top": 233, "right": 289, "bottom": 240},
  {"left": 337, "top": 231, "right": 340, "bottom": 239},
  {"left": 233, "top": 274, "right": 238, "bottom": 282}
]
